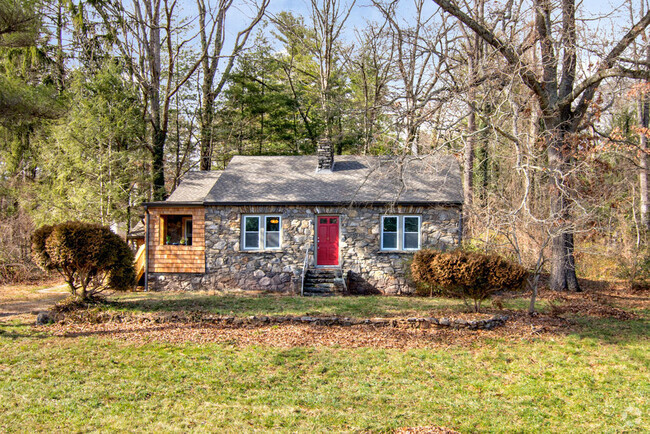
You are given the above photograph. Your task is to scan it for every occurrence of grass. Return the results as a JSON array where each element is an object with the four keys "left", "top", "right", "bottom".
[
  {"left": 106, "top": 291, "right": 549, "bottom": 318},
  {"left": 0, "top": 287, "right": 647, "bottom": 432},
  {"left": 0, "top": 318, "right": 647, "bottom": 432}
]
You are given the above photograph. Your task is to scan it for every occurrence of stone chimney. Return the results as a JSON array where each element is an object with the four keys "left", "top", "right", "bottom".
[{"left": 317, "top": 137, "right": 334, "bottom": 171}]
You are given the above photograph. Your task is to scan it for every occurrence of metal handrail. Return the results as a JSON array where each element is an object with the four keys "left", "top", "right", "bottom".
[{"left": 300, "top": 243, "right": 311, "bottom": 296}]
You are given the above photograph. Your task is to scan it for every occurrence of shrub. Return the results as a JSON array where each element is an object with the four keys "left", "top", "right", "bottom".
[
  {"left": 410, "top": 249, "right": 528, "bottom": 311},
  {"left": 616, "top": 246, "right": 650, "bottom": 290},
  {"left": 410, "top": 249, "right": 443, "bottom": 296},
  {"left": 31, "top": 221, "right": 135, "bottom": 300}
]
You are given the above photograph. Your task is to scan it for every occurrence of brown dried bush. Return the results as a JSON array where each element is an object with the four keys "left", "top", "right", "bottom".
[
  {"left": 410, "top": 249, "right": 528, "bottom": 311},
  {"left": 410, "top": 249, "right": 443, "bottom": 296}
]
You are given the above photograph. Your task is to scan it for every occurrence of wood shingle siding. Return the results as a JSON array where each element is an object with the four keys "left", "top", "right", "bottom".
[{"left": 147, "top": 207, "right": 205, "bottom": 273}]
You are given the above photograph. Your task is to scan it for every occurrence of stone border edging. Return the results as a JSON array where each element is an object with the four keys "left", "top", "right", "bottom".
[
  {"left": 48, "top": 310, "right": 509, "bottom": 330},
  {"left": 236, "top": 314, "right": 509, "bottom": 330}
]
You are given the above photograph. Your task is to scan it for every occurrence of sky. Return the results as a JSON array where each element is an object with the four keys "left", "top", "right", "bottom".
[
  {"left": 170, "top": 0, "right": 642, "bottom": 82},
  {"left": 213, "top": 0, "right": 639, "bottom": 48}
]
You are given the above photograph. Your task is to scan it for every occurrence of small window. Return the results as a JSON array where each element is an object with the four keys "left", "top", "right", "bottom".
[
  {"left": 381, "top": 216, "right": 398, "bottom": 250},
  {"left": 161, "top": 215, "right": 193, "bottom": 245},
  {"left": 265, "top": 216, "right": 281, "bottom": 249},
  {"left": 403, "top": 216, "right": 420, "bottom": 250},
  {"left": 380, "top": 215, "right": 421, "bottom": 251},
  {"left": 242, "top": 215, "right": 281, "bottom": 250},
  {"left": 243, "top": 216, "right": 260, "bottom": 249}
]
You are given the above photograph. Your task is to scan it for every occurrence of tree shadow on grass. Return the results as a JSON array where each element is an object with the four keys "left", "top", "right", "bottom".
[
  {"left": 508, "top": 276, "right": 650, "bottom": 345},
  {"left": 562, "top": 315, "right": 649, "bottom": 346},
  {"left": 0, "top": 323, "right": 54, "bottom": 340},
  {"left": 104, "top": 293, "right": 466, "bottom": 319}
]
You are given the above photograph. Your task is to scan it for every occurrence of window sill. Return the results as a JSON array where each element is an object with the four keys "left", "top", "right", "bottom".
[
  {"left": 240, "top": 249, "right": 283, "bottom": 253},
  {"left": 378, "top": 249, "right": 419, "bottom": 254}
]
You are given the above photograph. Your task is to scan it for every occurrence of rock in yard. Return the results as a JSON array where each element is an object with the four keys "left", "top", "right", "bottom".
[{"left": 36, "top": 312, "right": 54, "bottom": 325}]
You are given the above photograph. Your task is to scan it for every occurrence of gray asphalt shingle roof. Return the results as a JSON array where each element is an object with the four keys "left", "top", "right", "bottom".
[
  {"left": 205, "top": 155, "right": 462, "bottom": 204},
  {"left": 161, "top": 154, "right": 462, "bottom": 205},
  {"left": 127, "top": 221, "right": 145, "bottom": 238},
  {"left": 166, "top": 170, "right": 223, "bottom": 202}
]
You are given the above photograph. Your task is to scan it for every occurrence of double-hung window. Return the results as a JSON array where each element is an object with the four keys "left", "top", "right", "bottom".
[
  {"left": 242, "top": 215, "right": 282, "bottom": 250},
  {"left": 243, "top": 216, "right": 260, "bottom": 249},
  {"left": 264, "top": 216, "right": 281, "bottom": 248},
  {"left": 381, "top": 216, "right": 399, "bottom": 250},
  {"left": 381, "top": 215, "right": 421, "bottom": 251}
]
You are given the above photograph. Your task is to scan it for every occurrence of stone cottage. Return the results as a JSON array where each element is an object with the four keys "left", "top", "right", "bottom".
[{"left": 142, "top": 140, "right": 463, "bottom": 294}]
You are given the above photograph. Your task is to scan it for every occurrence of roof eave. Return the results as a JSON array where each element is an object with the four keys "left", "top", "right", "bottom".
[
  {"left": 203, "top": 200, "right": 463, "bottom": 207},
  {"left": 143, "top": 201, "right": 205, "bottom": 207}
]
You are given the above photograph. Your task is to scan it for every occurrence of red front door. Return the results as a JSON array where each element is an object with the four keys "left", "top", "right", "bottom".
[{"left": 317, "top": 216, "right": 339, "bottom": 266}]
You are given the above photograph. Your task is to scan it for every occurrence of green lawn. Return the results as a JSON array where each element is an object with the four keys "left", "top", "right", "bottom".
[
  {"left": 105, "top": 291, "right": 548, "bottom": 318},
  {"left": 0, "top": 292, "right": 648, "bottom": 432}
]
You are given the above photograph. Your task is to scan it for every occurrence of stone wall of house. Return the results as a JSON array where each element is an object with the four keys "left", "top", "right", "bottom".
[{"left": 148, "top": 204, "right": 460, "bottom": 294}]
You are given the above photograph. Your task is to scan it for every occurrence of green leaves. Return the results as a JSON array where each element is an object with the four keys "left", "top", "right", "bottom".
[
  {"left": 30, "top": 63, "right": 146, "bottom": 226},
  {"left": 31, "top": 221, "right": 136, "bottom": 297}
]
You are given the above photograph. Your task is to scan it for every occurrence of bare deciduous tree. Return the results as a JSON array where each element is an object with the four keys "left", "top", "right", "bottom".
[
  {"left": 373, "top": 0, "right": 456, "bottom": 155},
  {"left": 345, "top": 22, "right": 394, "bottom": 154},
  {"left": 433, "top": 0, "right": 650, "bottom": 291},
  {"left": 91, "top": 0, "right": 205, "bottom": 200},
  {"left": 628, "top": 0, "right": 650, "bottom": 230},
  {"left": 197, "top": 0, "right": 268, "bottom": 170},
  {"left": 309, "top": 0, "right": 355, "bottom": 143}
]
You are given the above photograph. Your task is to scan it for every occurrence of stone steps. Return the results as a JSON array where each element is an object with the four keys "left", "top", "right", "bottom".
[{"left": 302, "top": 268, "right": 346, "bottom": 296}]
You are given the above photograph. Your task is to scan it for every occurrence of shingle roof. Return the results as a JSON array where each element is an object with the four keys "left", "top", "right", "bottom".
[
  {"left": 204, "top": 155, "right": 462, "bottom": 205},
  {"left": 127, "top": 220, "right": 145, "bottom": 238},
  {"left": 165, "top": 170, "right": 223, "bottom": 203}
]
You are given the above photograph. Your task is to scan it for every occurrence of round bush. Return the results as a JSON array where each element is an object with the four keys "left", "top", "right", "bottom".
[{"left": 31, "top": 221, "right": 135, "bottom": 299}]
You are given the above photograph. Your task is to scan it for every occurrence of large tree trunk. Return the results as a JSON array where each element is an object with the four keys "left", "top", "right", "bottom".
[
  {"left": 196, "top": 0, "right": 267, "bottom": 170},
  {"left": 546, "top": 115, "right": 581, "bottom": 291},
  {"left": 639, "top": 43, "right": 650, "bottom": 230},
  {"left": 200, "top": 91, "right": 214, "bottom": 171},
  {"left": 462, "top": 0, "right": 483, "bottom": 213},
  {"left": 55, "top": 0, "right": 65, "bottom": 91},
  {"left": 639, "top": 94, "right": 649, "bottom": 230},
  {"left": 197, "top": 0, "right": 216, "bottom": 172},
  {"left": 148, "top": 0, "right": 165, "bottom": 201},
  {"left": 151, "top": 126, "right": 166, "bottom": 201},
  {"left": 550, "top": 228, "right": 581, "bottom": 291},
  {"left": 464, "top": 109, "right": 475, "bottom": 207}
]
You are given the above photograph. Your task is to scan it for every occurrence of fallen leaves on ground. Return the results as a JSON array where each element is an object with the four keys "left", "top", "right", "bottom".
[
  {"left": 48, "top": 310, "right": 570, "bottom": 349},
  {"left": 34, "top": 279, "right": 648, "bottom": 349},
  {"left": 545, "top": 290, "right": 637, "bottom": 320},
  {"left": 395, "top": 427, "right": 460, "bottom": 434}
]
